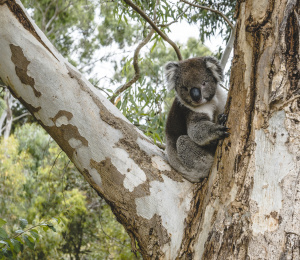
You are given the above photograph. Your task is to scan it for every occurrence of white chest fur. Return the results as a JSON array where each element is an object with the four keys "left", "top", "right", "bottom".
[{"left": 181, "top": 86, "right": 228, "bottom": 121}]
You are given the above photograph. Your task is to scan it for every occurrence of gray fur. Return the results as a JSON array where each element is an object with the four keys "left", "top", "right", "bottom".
[
  {"left": 164, "top": 61, "right": 179, "bottom": 90},
  {"left": 164, "top": 56, "right": 228, "bottom": 182}
]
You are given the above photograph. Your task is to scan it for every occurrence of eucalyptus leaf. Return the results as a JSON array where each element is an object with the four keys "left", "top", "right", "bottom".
[
  {"left": 23, "top": 235, "right": 35, "bottom": 250},
  {"left": 2, "top": 247, "right": 13, "bottom": 259},
  {"left": 47, "top": 224, "right": 56, "bottom": 232},
  {"left": 29, "top": 230, "right": 39, "bottom": 241},
  {"left": 19, "top": 219, "right": 28, "bottom": 229},
  {"left": 0, "top": 228, "right": 8, "bottom": 240},
  {"left": 0, "top": 219, "right": 6, "bottom": 228},
  {"left": 10, "top": 239, "right": 22, "bottom": 254}
]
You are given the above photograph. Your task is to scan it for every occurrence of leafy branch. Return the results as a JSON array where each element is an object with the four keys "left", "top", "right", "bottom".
[
  {"left": 180, "top": 0, "right": 234, "bottom": 29},
  {"left": 0, "top": 217, "right": 58, "bottom": 257},
  {"left": 123, "top": 0, "right": 183, "bottom": 60}
]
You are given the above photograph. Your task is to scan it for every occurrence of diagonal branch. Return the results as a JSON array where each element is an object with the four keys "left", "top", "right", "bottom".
[
  {"left": 45, "top": 1, "right": 73, "bottom": 34},
  {"left": 1, "top": 112, "right": 31, "bottom": 134},
  {"left": 110, "top": 0, "right": 159, "bottom": 104},
  {"left": 123, "top": 0, "right": 182, "bottom": 60},
  {"left": 110, "top": 28, "right": 155, "bottom": 104},
  {"left": 180, "top": 0, "right": 234, "bottom": 29}
]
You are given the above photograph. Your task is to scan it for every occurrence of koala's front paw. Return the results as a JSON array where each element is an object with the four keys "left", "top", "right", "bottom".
[
  {"left": 215, "top": 125, "right": 230, "bottom": 140},
  {"left": 218, "top": 113, "right": 228, "bottom": 126}
]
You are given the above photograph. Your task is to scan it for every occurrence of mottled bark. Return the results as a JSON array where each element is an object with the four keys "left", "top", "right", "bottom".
[
  {"left": 0, "top": 1, "right": 192, "bottom": 259},
  {"left": 193, "top": 0, "right": 300, "bottom": 259},
  {"left": 0, "top": 0, "right": 299, "bottom": 259}
]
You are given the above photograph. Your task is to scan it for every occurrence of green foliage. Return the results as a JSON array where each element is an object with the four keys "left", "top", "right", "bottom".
[
  {"left": 0, "top": 124, "right": 141, "bottom": 259},
  {"left": 0, "top": 216, "right": 59, "bottom": 259},
  {"left": 23, "top": 0, "right": 98, "bottom": 69},
  {"left": 98, "top": 2, "right": 142, "bottom": 48}
]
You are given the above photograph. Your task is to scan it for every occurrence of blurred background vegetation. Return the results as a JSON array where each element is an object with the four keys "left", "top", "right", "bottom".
[{"left": 0, "top": 0, "right": 234, "bottom": 258}]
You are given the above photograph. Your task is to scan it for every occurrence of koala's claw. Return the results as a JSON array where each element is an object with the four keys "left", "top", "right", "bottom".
[
  {"left": 224, "top": 132, "right": 230, "bottom": 137},
  {"left": 218, "top": 113, "right": 228, "bottom": 126},
  {"left": 217, "top": 125, "right": 230, "bottom": 139}
]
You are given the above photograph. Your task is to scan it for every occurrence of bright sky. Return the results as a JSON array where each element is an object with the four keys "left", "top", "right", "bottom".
[{"left": 168, "top": 20, "right": 224, "bottom": 53}]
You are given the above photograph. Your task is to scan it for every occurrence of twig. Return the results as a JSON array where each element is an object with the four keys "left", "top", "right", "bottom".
[
  {"left": 219, "top": 83, "right": 229, "bottom": 91},
  {"left": 110, "top": 28, "right": 155, "bottom": 104},
  {"left": 180, "top": 0, "right": 234, "bottom": 29},
  {"left": 48, "top": 150, "right": 64, "bottom": 200},
  {"left": 123, "top": 0, "right": 182, "bottom": 60},
  {"left": 12, "top": 112, "right": 31, "bottom": 122},
  {"left": 0, "top": 220, "right": 56, "bottom": 250},
  {"left": 110, "top": 0, "right": 160, "bottom": 103},
  {"left": 157, "top": 1, "right": 193, "bottom": 28},
  {"left": 61, "top": 160, "right": 71, "bottom": 206},
  {"left": 45, "top": 1, "right": 73, "bottom": 35},
  {"left": 0, "top": 112, "right": 31, "bottom": 133},
  {"left": 78, "top": 50, "right": 132, "bottom": 71}
]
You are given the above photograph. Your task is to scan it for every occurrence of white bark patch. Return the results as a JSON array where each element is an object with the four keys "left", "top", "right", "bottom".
[
  {"left": 90, "top": 168, "right": 102, "bottom": 188},
  {"left": 69, "top": 138, "right": 83, "bottom": 149},
  {"left": 195, "top": 199, "right": 219, "bottom": 260},
  {"left": 151, "top": 156, "right": 171, "bottom": 172},
  {"left": 111, "top": 148, "right": 146, "bottom": 192},
  {"left": 55, "top": 115, "right": 69, "bottom": 127},
  {"left": 251, "top": 111, "right": 294, "bottom": 235},
  {"left": 135, "top": 176, "right": 193, "bottom": 257}
]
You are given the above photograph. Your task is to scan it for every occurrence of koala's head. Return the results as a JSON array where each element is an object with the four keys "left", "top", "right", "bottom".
[{"left": 164, "top": 57, "right": 223, "bottom": 107}]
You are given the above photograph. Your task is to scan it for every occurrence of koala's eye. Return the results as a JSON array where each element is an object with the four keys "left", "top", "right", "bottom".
[
  {"left": 202, "top": 81, "right": 206, "bottom": 86},
  {"left": 182, "top": 86, "right": 188, "bottom": 91}
]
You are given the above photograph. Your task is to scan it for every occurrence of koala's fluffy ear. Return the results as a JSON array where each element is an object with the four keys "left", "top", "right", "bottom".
[
  {"left": 204, "top": 56, "right": 224, "bottom": 82},
  {"left": 164, "top": 61, "right": 179, "bottom": 90}
]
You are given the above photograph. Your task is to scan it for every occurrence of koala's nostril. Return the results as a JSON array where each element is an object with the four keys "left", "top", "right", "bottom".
[{"left": 190, "top": 88, "right": 201, "bottom": 102}]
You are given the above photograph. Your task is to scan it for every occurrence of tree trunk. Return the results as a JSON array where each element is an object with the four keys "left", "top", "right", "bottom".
[
  {"left": 196, "top": 0, "right": 300, "bottom": 259},
  {"left": 0, "top": 0, "right": 299, "bottom": 259}
]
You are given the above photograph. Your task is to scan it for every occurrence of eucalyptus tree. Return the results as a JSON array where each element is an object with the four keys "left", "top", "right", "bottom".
[{"left": 0, "top": 0, "right": 299, "bottom": 259}]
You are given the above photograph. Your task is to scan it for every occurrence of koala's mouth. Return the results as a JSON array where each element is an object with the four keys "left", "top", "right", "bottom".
[{"left": 191, "top": 99, "right": 207, "bottom": 107}]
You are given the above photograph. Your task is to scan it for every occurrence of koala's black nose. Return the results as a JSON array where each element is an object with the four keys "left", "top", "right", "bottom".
[{"left": 190, "top": 88, "right": 201, "bottom": 102}]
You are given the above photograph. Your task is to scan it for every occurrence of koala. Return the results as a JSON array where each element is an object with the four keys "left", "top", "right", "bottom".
[{"left": 164, "top": 56, "right": 229, "bottom": 183}]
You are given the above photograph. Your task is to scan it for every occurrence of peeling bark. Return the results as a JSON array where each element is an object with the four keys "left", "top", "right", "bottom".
[{"left": 0, "top": 0, "right": 299, "bottom": 259}]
